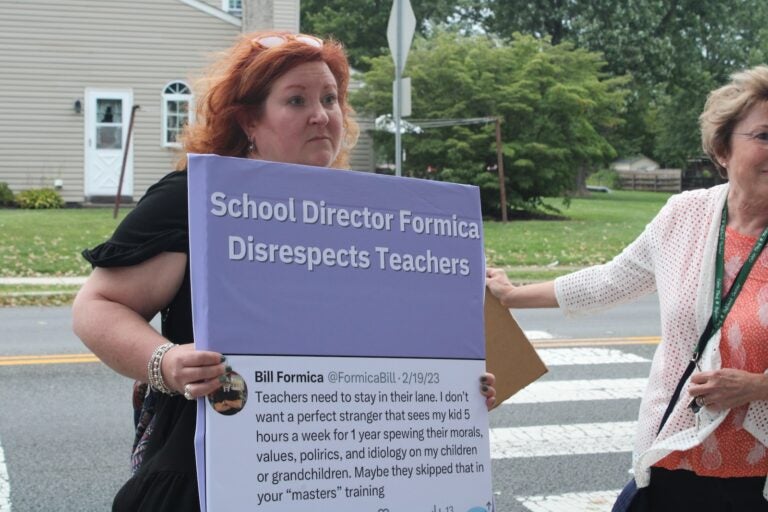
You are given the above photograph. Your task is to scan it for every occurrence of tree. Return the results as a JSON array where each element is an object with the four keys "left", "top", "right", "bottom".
[
  {"left": 466, "top": 0, "right": 580, "bottom": 45},
  {"left": 353, "top": 31, "right": 628, "bottom": 216},
  {"left": 648, "top": 0, "right": 768, "bottom": 166},
  {"left": 300, "top": 0, "right": 473, "bottom": 71},
  {"left": 470, "top": 0, "right": 768, "bottom": 167}
]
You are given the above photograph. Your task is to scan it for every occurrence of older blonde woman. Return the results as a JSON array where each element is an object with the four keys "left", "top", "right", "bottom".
[{"left": 487, "top": 66, "right": 768, "bottom": 510}]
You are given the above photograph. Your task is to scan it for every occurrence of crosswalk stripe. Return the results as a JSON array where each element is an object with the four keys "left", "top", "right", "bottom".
[
  {"left": 503, "top": 378, "right": 647, "bottom": 404},
  {"left": 490, "top": 421, "right": 636, "bottom": 459},
  {"left": 493, "top": 345, "right": 646, "bottom": 510},
  {"left": 537, "top": 347, "right": 649, "bottom": 366},
  {"left": 516, "top": 489, "right": 619, "bottom": 512},
  {"left": 0, "top": 434, "right": 10, "bottom": 512},
  {"left": 524, "top": 330, "right": 555, "bottom": 340}
]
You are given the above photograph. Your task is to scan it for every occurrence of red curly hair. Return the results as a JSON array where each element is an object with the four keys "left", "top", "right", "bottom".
[{"left": 178, "top": 31, "right": 359, "bottom": 169}]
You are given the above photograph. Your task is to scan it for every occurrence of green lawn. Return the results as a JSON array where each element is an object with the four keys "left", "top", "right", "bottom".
[
  {"left": 0, "top": 208, "right": 127, "bottom": 277},
  {"left": 0, "top": 189, "right": 672, "bottom": 302},
  {"left": 485, "top": 190, "right": 671, "bottom": 280}
]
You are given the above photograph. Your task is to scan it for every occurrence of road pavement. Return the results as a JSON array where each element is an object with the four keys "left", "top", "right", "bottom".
[{"left": 0, "top": 296, "right": 662, "bottom": 511}]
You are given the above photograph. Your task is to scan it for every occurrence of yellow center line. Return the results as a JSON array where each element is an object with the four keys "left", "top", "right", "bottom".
[
  {"left": 0, "top": 353, "right": 99, "bottom": 366},
  {"left": 0, "top": 337, "right": 662, "bottom": 367},
  {"left": 532, "top": 336, "right": 661, "bottom": 349}
]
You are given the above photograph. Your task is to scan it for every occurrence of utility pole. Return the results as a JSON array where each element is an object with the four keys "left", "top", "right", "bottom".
[
  {"left": 495, "top": 117, "right": 508, "bottom": 222},
  {"left": 241, "top": 0, "right": 299, "bottom": 33}
]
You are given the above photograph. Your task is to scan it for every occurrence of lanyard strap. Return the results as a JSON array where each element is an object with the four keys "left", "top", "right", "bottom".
[
  {"left": 692, "top": 201, "right": 768, "bottom": 360},
  {"left": 658, "top": 201, "right": 768, "bottom": 434}
]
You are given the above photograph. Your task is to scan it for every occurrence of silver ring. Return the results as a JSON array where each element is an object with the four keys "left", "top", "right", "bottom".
[
  {"left": 695, "top": 395, "right": 706, "bottom": 408},
  {"left": 183, "top": 384, "right": 194, "bottom": 401}
]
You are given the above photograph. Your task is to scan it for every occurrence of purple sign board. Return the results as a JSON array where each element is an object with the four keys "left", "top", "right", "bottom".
[{"left": 188, "top": 154, "right": 492, "bottom": 511}]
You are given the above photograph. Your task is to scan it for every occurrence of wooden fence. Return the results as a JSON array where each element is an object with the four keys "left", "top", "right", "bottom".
[{"left": 617, "top": 169, "right": 681, "bottom": 192}]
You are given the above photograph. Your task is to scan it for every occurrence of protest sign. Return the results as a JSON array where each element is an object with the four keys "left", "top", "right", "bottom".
[{"left": 188, "top": 154, "right": 492, "bottom": 511}]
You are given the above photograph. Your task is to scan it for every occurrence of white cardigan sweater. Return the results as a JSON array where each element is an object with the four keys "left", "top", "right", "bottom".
[{"left": 554, "top": 183, "right": 768, "bottom": 497}]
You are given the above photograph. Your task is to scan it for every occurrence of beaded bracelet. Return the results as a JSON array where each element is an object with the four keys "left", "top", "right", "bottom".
[{"left": 147, "top": 342, "right": 178, "bottom": 395}]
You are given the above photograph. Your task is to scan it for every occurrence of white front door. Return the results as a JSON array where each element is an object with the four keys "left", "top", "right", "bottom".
[{"left": 84, "top": 89, "right": 134, "bottom": 200}]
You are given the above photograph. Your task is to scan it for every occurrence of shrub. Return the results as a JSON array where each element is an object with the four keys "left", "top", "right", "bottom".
[
  {"left": 587, "top": 168, "right": 621, "bottom": 189},
  {"left": 15, "top": 188, "right": 64, "bottom": 209},
  {"left": 0, "top": 182, "right": 14, "bottom": 207}
]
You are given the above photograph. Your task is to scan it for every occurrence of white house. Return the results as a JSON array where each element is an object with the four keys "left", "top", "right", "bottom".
[
  {"left": 610, "top": 155, "right": 660, "bottom": 173},
  {"left": 0, "top": 0, "right": 373, "bottom": 204}
]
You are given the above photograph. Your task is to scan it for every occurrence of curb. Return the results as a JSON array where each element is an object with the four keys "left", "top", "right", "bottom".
[{"left": 0, "top": 277, "right": 87, "bottom": 285}]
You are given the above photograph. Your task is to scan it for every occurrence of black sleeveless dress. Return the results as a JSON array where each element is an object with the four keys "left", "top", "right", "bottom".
[{"left": 83, "top": 171, "right": 201, "bottom": 511}]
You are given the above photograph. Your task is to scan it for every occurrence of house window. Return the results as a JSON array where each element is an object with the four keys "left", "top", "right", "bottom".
[
  {"left": 223, "top": 0, "right": 242, "bottom": 15},
  {"left": 162, "top": 82, "right": 192, "bottom": 147},
  {"left": 96, "top": 99, "right": 123, "bottom": 149}
]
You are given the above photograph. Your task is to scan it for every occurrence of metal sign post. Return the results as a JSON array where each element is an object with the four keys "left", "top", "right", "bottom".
[
  {"left": 394, "top": 0, "right": 402, "bottom": 177},
  {"left": 387, "top": 0, "right": 415, "bottom": 177}
]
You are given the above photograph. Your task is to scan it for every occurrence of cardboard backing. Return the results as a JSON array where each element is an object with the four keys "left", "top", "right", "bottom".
[{"left": 484, "top": 288, "right": 548, "bottom": 408}]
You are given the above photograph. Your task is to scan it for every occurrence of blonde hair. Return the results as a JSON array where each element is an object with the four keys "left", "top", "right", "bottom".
[
  {"left": 700, "top": 65, "right": 768, "bottom": 175},
  {"left": 177, "top": 31, "right": 359, "bottom": 170}
]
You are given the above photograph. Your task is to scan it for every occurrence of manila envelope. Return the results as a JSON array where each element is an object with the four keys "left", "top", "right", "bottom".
[{"left": 484, "top": 288, "right": 548, "bottom": 409}]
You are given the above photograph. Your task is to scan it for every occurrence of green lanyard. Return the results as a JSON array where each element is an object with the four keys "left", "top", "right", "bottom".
[
  {"left": 658, "top": 201, "right": 768, "bottom": 425},
  {"left": 712, "top": 201, "right": 768, "bottom": 331},
  {"left": 676, "top": 201, "right": 768, "bottom": 419}
]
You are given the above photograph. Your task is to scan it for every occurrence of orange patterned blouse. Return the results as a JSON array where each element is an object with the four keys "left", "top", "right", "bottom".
[{"left": 657, "top": 226, "right": 768, "bottom": 477}]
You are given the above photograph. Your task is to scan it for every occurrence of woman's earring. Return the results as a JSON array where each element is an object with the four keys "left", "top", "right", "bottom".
[{"left": 247, "top": 140, "right": 256, "bottom": 153}]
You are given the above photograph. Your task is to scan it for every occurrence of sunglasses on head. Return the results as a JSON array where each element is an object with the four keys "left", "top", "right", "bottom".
[{"left": 251, "top": 33, "right": 323, "bottom": 50}]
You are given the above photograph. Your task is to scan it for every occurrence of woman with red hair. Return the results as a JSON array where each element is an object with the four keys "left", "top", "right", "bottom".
[
  {"left": 180, "top": 32, "right": 359, "bottom": 168},
  {"left": 73, "top": 32, "right": 495, "bottom": 511}
]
